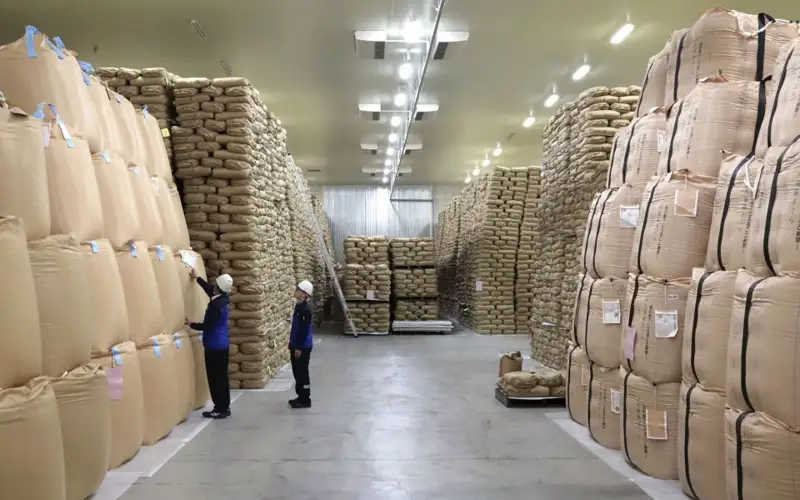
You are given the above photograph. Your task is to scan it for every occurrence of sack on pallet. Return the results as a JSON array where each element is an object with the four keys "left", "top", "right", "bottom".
[
  {"left": 51, "top": 364, "right": 110, "bottom": 500},
  {"left": 128, "top": 166, "right": 164, "bottom": 246},
  {"left": 190, "top": 333, "right": 209, "bottom": 410},
  {"left": 620, "top": 367, "right": 680, "bottom": 480},
  {"left": 587, "top": 364, "right": 620, "bottom": 450},
  {"left": 566, "top": 345, "right": 589, "bottom": 427},
  {"left": 116, "top": 241, "right": 165, "bottom": 345},
  {"left": 109, "top": 91, "right": 145, "bottom": 166},
  {"left": 136, "top": 109, "right": 172, "bottom": 179},
  {"left": 92, "top": 151, "right": 141, "bottom": 248},
  {"left": 724, "top": 407, "right": 800, "bottom": 499},
  {"left": 499, "top": 351, "right": 523, "bottom": 377},
  {"left": 607, "top": 111, "right": 665, "bottom": 191},
  {"left": 149, "top": 245, "right": 186, "bottom": 335},
  {"left": 175, "top": 251, "right": 210, "bottom": 323},
  {"left": 93, "top": 341, "right": 144, "bottom": 469},
  {"left": 0, "top": 105, "right": 50, "bottom": 240},
  {"left": 172, "top": 330, "right": 196, "bottom": 423},
  {"left": 630, "top": 172, "right": 716, "bottom": 279},
  {"left": 622, "top": 274, "right": 689, "bottom": 384},
  {"left": 0, "top": 378, "right": 66, "bottom": 500},
  {"left": 580, "top": 186, "right": 642, "bottom": 279},
  {"left": 572, "top": 274, "right": 626, "bottom": 368},
  {"left": 664, "top": 8, "right": 799, "bottom": 105},
  {"left": 678, "top": 383, "right": 726, "bottom": 500},
  {"left": 29, "top": 235, "right": 92, "bottom": 376},
  {"left": 0, "top": 217, "right": 42, "bottom": 389},
  {"left": 138, "top": 334, "right": 179, "bottom": 445},
  {"left": 82, "top": 239, "right": 129, "bottom": 350},
  {"left": 727, "top": 271, "right": 800, "bottom": 428}
]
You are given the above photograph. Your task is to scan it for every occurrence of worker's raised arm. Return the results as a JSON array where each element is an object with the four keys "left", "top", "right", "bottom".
[{"left": 196, "top": 276, "right": 215, "bottom": 298}]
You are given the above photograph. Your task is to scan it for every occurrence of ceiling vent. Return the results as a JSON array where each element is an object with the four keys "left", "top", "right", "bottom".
[
  {"left": 353, "top": 31, "right": 469, "bottom": 61},
  {"left": 360, "top": 141, "right": 422, "bottom": 155},
  {"left": 190, "top": 20, "right": 207, "bottom": 40},
  {"left": 220, "top": 60, "right": 233, "bottom": 76}
]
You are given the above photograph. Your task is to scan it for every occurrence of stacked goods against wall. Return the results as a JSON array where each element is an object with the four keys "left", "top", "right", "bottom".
[
  {"left": 310, "top": 194, "right": 334, "bottom": 323},
  {"left": 436, "top": 196, "right": 460, "bottom": 319},
  {"left": 343, "top": 236, "right": 390, "bottom": 333},
  {"left": 514, "top": 166, "right": 541, "bottom": 333},
  {"left": 390, "top": 238, "right": 438, "bottom": 322}
]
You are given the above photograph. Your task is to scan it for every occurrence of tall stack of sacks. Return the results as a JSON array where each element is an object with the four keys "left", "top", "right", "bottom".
[
  {"left": 436, "top": 196, "right": 460, "bottom": 319},
  {"left": 515, "top": 166, "right": 540, "bottom": 333},
  {"left": 344, "top": 236, "right": 391, "bottom": 334},
  {"left": 454, "top": 179, "right": 482, "bottom": 328}
]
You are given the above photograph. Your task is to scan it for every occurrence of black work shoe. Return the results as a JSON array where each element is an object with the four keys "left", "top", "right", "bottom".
[
  {"left": 289, "top": 399, "right": 311, "bottom": 409},
  {"left": 202, "top": 410, "right": 229, "bottom": 419},
  {"left": 288, "top": 398, "right": 300, "bottom": 406}
]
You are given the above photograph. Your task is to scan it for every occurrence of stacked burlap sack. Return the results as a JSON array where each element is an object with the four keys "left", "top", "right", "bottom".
[
  {"left": 343, "top": 264, "right": 391, "bottom": 301},
  {"left": 346, "top": 302, "right": 391, "bottom": 334},
  {"left": 310, "top": 194, "right": 335, "bottom": 322},
  {"left": 394, "top": 300, "right": 438, "bottom": 321},
  {"left": 515, "top": 166, "right": 541, "bottom": 333},
  {"left": 389, "top": 237, "right": 436, "bottom": 267},
  {"left": 393, "top": 268, "right": 437, "bottom": 298},
  {"left": 435, "top": 197, "right": 460, "bottom": 319},
  {"left": 286, "top": 166, "right": 319, "bottom": 284},
  {"left": 497, "top": 367, "right": 566, "bottom": 398},
  {"left": 344, "top": 236, "right": 389, "bottom": 265}
]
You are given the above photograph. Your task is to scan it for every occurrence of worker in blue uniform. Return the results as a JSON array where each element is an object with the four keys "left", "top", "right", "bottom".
[{"left": 289, "top": 280, "right": 314, "bottom": 408}]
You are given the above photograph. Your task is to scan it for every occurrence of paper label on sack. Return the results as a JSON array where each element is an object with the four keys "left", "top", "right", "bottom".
[
  {"left": 674, "top": 189, "right": 698, "bottom": 217},
  {"left": 646, "top": 408, "right": 669, "bottom": 440},
  {"left": 602, "top": 300, "right": 621, "bottom": 324},
  {"left": 107, "top": 368, "right": 123, "bottom": 400},
  {"left": 691, "top": 267, "right": 706, "bottom": 283},
  {"left": 619, "top": 205, "right": 639, "bottom": 228},
  {"left": 475, "top": 281, "right": 483, "bottom": 292},
  {"left": 90, "top": 240, "right": 99, "bottom": 254},
  {"left": 42, "top": 123, "right": 51, "bottom": 147},
  {"left": 161, "top": 127, "right": 171, "bottom": 138},
  {"left": 181, "top": 250, "right": 197, "bottom": 269},
  {"left": 610, "top": 390, "right": 621, "bottom": 414},
  {"left": 657, "top": 130, "right": 668, "bottom": 153},
  {"left": 654, "top": 310, "right": 679, "bottom": 338},
  {"left": 624, "top": 327, "right": 636, "bottom": 360},
  {"left": 366, "top": 290, "right": 375, "bottom": 301},
  {"left": 581, "top": 366, "right": 590, "bottom": 386}
]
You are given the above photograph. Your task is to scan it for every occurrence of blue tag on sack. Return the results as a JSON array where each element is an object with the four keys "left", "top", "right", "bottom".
[
  {"left": 90, "top": 241, "right": 99, "bottom": 254},
  {"left": 111, "top": 346, "right": 123, "bottom": 366},
  {"left": 102, "top": 151, "right": 111, "bottom": 164},
  {"left": 129, "top": 242, "right": 138, "bottom": 258},
  {"left": 152, "top": 337, "right": 161, "bottom": 358},
  {"left": 156, "top": 246, "right": 164, "bottom": 261},
  {"left": 174, "top": 333, "right": 182, "bottom": 349}
]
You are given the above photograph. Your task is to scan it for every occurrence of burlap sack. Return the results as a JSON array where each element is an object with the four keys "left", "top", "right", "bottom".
[
  {"left": 620, "top": 367, "right": 680, "bottom": 480},
  {"left": 499, "top": 351, "right": 523, "bottom": 377},
  {"left": 92, "top": 151, "right": 141, "bottom": 248},
  {"left": 86, "top": 75, "right": 122, "bottom": 157},
  {"left": 116, "top": 241, "right": 165, "bottom": 345},
  {"left": 0, "top": 217, "right": 42, "bottom": 389},
  {"left": 190, "top": 333, "right": 210, "bottom": 410},
  {"left": 622, "top": 274, "right": 689, "bottom": 384},
  {"left": 706, "top": 154, "right": 763, "bottom": 271},
  {"left": 566, "top": 345, "right": 589, "bottom": 427},
  {"left": 727, "top": 271, "right": 800, "bottom": 428},
  {"left": 44, "top": 120, "right": 104, "bottom": 241},
  {"left": 678, "top": 383, "right": 726, "bottom": 500},
  {"left": 580, "top": 186, "right": 642, "bottom": 279},
  {"left": 128, "top": 166, "right": 164, "bottom": 246},
  {"left": 172, "top": 330, "right": 196, "bottom": 423},
  {"left": 108, "top": 91, "right": 145, "bottom": 166},
  {"left": 0, "top": 106, "right": 50, "bottom": 240},
  {"left": 682, "top": 270, "right": 737, "bottom": 392},
  {"left": 657, "top": 77, "right": 764, "bottom": 178},
  {"left": 630, "top": 172, "right": 716, "bottom": 279},
  {"left": 175, "top": 251, "right": 210, "bottom": 323},
  {"left": 724, "top": 407, "right": 800, "bottom": 499},
  {"left": 138, "top": 334, "right": 179, "bottom": 445},
  {"left": 29, "top": 235, "right": 92, "bottom": 376},
  {"left": 572, "top": 274, "right": 626, "bottom": 368},
  {"left": 51, "top": 364, "right": 111, "bottom": 500},
  {"left": 587, "top": 364, "right": 621, "bottom": 450},
  {"left": 607, "top": 111, "right": 665, "bottom": 190},
  {"left": 136, "top": 109, "right": 172, "bottom": 179},
  {"left": 0, "top": 377, "right": 66, "bottom": 500},
  {"left": 149, "top": 245, "right": 186, "bottom": 335},
  {"left": 82, "top": 239, "right": 129, "bottom": 350},
  {"left": 92, "top": 341, "right": 144, "bottom": 469}
]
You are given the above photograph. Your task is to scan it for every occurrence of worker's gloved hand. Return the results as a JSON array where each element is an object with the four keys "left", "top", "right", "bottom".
[{"left": 190, "top": 268, "right": 198, "bottom": 279}]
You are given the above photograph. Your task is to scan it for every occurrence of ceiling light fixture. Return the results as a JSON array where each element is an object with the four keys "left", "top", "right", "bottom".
[
  {"left": 404, "top": 19, "right": 423, "bottom": 42},
  {"left": 492, "top": 142, "right": 503, "bottom": 157},
  {"left": 544, "top": 93, "right": 559, "bottom": 108},
  {"left": 610, "top": 23, "right": 635, "bottom": 45},
  {"left": 394, "top": 92, "right": 408, "bottom": 107},
  {"left": 572, "top": 63, "right": 591, "bottom": 81},
  {"left": 383, "top": 167, "right": 390, "bottom": 174},
  {"left": 390, "top": 115, "right": 402, "bottom": 127},
  {"left": 465, "top": 174, "right": 471, "bottom": 184},
  {"left": 384, "top": 159, "right": 392, "bottom": 167},
  {"left": 482, "top": 151, "right": 491, "bottom": 167},
  {"left": 386, "top": 147, "right": 396, "bottom": 155},
  {"left": 522, "top": 111, "right": 536, "bottom": 128},
  {"left": 472, "top": 164, "right": 480, "bottom": 176},
  {"left": 389, "top": 132, "right": 398, "bottom": 143},
  {"left": 382, "top": 175, "right": 388, "bottom": 183},
  {"left": 399, "top": 62, "right": 413, "bottom": 80}
]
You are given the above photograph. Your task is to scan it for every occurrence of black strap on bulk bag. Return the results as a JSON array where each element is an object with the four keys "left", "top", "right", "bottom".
[
  {"left": 572, "top": 278, "right": 587, "bottom": 345},
  {"left": 637, "top": 59, "right": 656, "bottom": 118},
  {"left": 688, "top": 271, "right": 712, "bottom": 383},
  {"left": 620, "top": 121, "right": 639, "bottom": 184},
  {"left": 590, "top": 188, "right": 618, "bottom": 278},
  {"left": 735, "top": 410, "right": 754, "bottom": 500},
  {"left": 581, "top": 193, "right": 604, "bottom": 274},
  {"left": 716, "top": 155, "right": 753, "bottom": 270},
  {"left": 682, "top": 383, "right": 700, "bottom": 500},
  {"left": 740, "top": 277, "right": 767, "bottom": 412},
  {"left": 755, "top": 13, "right": 776, "bottom": 82},
  {"left": 621, "top": 369, "right": 634, "bottom": 465},
  {"left": 763, "top": 137, "right": 800, "bottom": 275},
  {"left": 664, "top": 101, "right": 685, "bottom": 174},
  {"left": 566, "top": 344, "right": 578, "bottom": 422},
  {"left": 752, "top": 78, "right": 770, "bottom": 154},
  {"left": 624, "top": 274, "right": 640, "bottom": 373},
  {"left": 672, "top": 32, "right": 687, "bottom": 102},
  {"left": 635, "top": 178, "right": 662, "bottom": 275},
  {"left": 766, "top": 46, "right": 795, "bottom": 149},
  {"left": 582, "top": 280, "right": 596, "bottom": 360},
  {"left": 607, "top": 134, "right": 622, "bottom": 189},
  {"left": 586, "top": 362, "right": 596, "bottom": 442}
]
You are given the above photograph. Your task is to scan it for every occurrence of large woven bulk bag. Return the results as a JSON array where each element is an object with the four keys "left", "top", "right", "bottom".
[
  {"left": 170, "top": 186, "right": 191, "bottom": 249},
  {"left": 587, "top": 364, "right": 620, "bottom": 450},
  {"left": 190, "top": 333, "right": 209, "bottom": 410},
  {"left": 664, "top": 9, "right": 798, "bottom": 105},
  {"left": 0, "top": 105, "right": 50, "bottom": 240},
  {"left": 51, "top": 364, "right": 110, "bottom": 500},
  {"left": 92, "top": 151, "right": 141, "bottom": 248},
  {"left": 0, "top": 377, "right": 66, "bottom": 500},
  {"left": 757, "top": 38, "right": 800, "bottom": 157},
  {"left": 678, "top": 383, "right": 726, "bottom": 500},
  {"left": 620, "top": 367, "right": 680, "bottom": 480},
  {"left": 136, "top": 109, "right": 172, "bottom": 179},
  {"left": 572, "top": 274, "right": 626, "bottom": 368},
  {"left": 706, "top": 155, "right": 762, "bottom": 271},
  {"left": 81, "top": 239, "right": 128, "bottom": 351},
  {"left": 128, "top": 166, "right": 164, "bottom": 246},
  {"left": 566, "top": 345, "right": 589, "bottom": 427},
  {"left": 607, "top": 110, "right": 666, "bottom": 191},
  {"left": 41, "top": 106, "right": 104, "bottom": 241},
  {"left": 0, "top": 217, "right": 42, "bottom": 389},
  {"left": 630, "top": 172, "right": 716, "bottom": 279},
  {"left": 138, "top": 334, "right": 179, "bottom": 445},
  {"left": 661, "top": 29, "right": 689, "bottom": 109},
  {"left": 636, "top": 40, "right": 669, "bottom": 117},
  {"left": 175, "top": 250, "right": 210, "bottom": 323},
  {"left": 85, "top": 75, "right": 121, "bottom": 156},
  {"left": 725, "top": 408, "right": 800, "bottom": 499},
  {"left": 727, "top": 271, "right": 800, "bottom": 428},
  {"left": 154, "top": 176, "right": 183, "bottom": 249},
  {"left": 93, "top": 341, "right": 143, "bottom": 469},
  {"left": 580, "top": 186, "right": 641, "bottom": 279},
  {"left": 657, "top": 78, "right": 764, "bottom": 179},
  {"left": 173, "top": 330, "right": 196, "bottom": 423},
  {"left": 775, "top": 148, "right": 800, "bottom": 273},
  {"left": 682, "top": 270, "right": 737, "bottom": 391},
  {"left": 621, "top": 274, "right": 689, "bottom": 384},
  {"left": 108, "top": 91, "right": 144, "bottom": 166},
  {"left": 149, "top": 245, "right": 185, "bottom": 335},
  {"left": 29, "top": 235, "right": 92, "bottom": 376},
  {"left": 115, "top": 241, "right": 165, "bottom": 345}
]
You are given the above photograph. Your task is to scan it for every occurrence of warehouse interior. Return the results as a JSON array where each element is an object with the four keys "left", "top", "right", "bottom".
[{"left": 1, "top": 0, "right": 799, "bottom": 499}]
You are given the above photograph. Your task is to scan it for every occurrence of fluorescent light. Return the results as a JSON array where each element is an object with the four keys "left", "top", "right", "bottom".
[
  {"left": 610, "top": 23, "right": 635, "bottom": 45},
  {"left": 383, "top": 167, "right": 389, "bottom": 174},
  {"left": 388, "top": 133, "right": 398, "bottom": 143},
  {"left": 390, "top": 116, "right": 402, "bottom": 127},
  {"left": 572, "top": 64, "right": 591, "bottom": 81},
  {"left": 382, "top": 175, "right": 388, "bottom": 183},
  {"left": 404, "top": 20, "right": 422, "bottom": 42},
  {"left": 384, "top": 159, "right": 392, "bottom": 167},
  {"left": 464, "top": 175, "right": 471, "bottom": 184},
  {"left": 523, "top": 115, "right": 536, "bottom": 128},
  {"left": 398, "top": 63, "right": 413, "bottom": 80},
  {"left": 394, "top": 92, "right": 408, "bottom": 107},
  {"left": 472, "top": 166, "right": 480, "bottom": 176},
  {"left": 482, "top": 158, "right": 491, "bottom": 167},
  {"left": 544, "top": 93, "right": 559, "bottom": 108},
  {"left": 386, "top": 147, "right": 396, "bottom": 155},
  {"left": 492, "top": 143, "right": 502, "bottom": 157}
]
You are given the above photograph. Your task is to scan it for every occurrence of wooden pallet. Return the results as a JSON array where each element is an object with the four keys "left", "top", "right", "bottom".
[{"left": 494, "top": 387, "right": 566, "bottom": 408}]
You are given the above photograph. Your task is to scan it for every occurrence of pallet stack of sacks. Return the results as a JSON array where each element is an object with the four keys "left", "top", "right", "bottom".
[
  {"left": 514, "top": 166, "right": 541, "bottom": 334},
  {"left": 436, "top": 195, "right": 460, "bottom": 319},
  {"left": 0, "top": 26, "right": 208, "bottom": 499},
  {"left": 390, "top": 238, "right": 438, "bottom": 322},
  {"left": 344, "top": 236, "right": 391, "bottom": 334},
  {"left": 310, "top": 194, "right": 335, "bottom": 323}
]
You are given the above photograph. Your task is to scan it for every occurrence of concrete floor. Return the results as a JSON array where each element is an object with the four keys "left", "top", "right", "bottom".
[{"left": 121, "top": 330, "right": 650, "bottom": 500}]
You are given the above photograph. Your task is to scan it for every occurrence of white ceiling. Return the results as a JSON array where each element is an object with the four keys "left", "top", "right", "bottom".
[{"left": 0, "top": 0, "right": 795, "bottom": 185}]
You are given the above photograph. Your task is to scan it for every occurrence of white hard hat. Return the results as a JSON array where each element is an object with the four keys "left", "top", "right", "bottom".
[
  {"left": 297, "top": 280, "right": 313, "bottom": 296},
  {"left": 216, "top": 274, "right": 233, "bottom": 293}
]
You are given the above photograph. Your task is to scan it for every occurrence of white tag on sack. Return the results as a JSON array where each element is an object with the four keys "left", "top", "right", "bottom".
[
  {"left": 657, "top": 130, "right": 668, "bottom": 153},
  {"left": 674, "top": 189, "right": 698, "bottom": 217},
  {"left": 646, "top": 409, "right": 669, "bottom": 440},
  {"left": 102, "top": 151, "right": 111, "bottom": 164},
  {"left": 42, "top": 123, "right": 51, "bottom": 147},
  {"left": 476, "top": 281, "right": 483, "bottom": 292},
  {"left": 654, "top": 310, "right": 679, "bottom": 338},
  {"left": 581, "top": 365, "right": 590, "bottom": 386},
  {"left": 602, "top": 300, "right": 621, "bottom": 324},
  {"left": 691, "top": 267, "right": 705, "bottom": 283},
  {"left": 152, "top": 177, "right": 161, "bottom": 198},
  {"left": 619, "top": 205, "right": 639, "bottom": 228},
  {"left": 366, "top": 290, "right": 375, "bottom": 301},
  {"left": 181, "top": 250, "right": 197, "bottom": 269},
  {"left": 611, "top": 390, "right": 621, "bottom": 414},
  {"left": 624, "top": 327, "right": 636, "bottom": 360}
]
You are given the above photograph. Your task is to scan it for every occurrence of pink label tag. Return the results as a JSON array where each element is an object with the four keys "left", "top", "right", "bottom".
[
  {"left": 107, "top": 367, "right": 123, "bottom": 400},
  {"left": 624, "top": 327, "right": 636, "bottom": 361}
]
